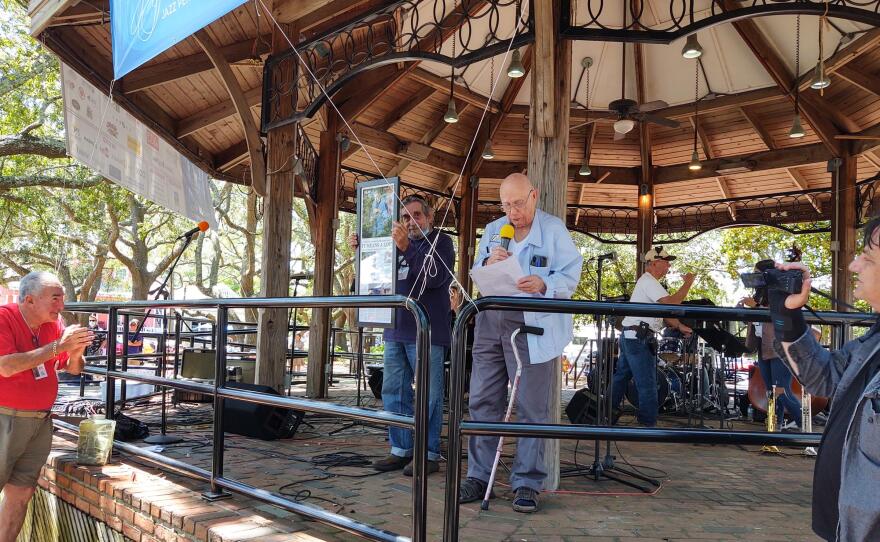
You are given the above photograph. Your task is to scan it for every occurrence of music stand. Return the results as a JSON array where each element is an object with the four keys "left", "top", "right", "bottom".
[{"left": 560, "top": 255, "right": 659, "bottom": 492}]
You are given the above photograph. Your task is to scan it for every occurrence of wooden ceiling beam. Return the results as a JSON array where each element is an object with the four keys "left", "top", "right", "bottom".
[
  {"left": 338, "top": 0, "right": 488, "bottom": 121},
  {"left": 652, "top": 86, "right": 782, "bottom": 120},
  {"left": 798, "top": 28, "right": 880, "bottom": 92},
  {"left": 689, "top": 116, "right": 714, "bottom": 160},
  {"left": 289, "top": 0, "right": 392, "bottom": 32},
  {"left": 721, "top": 0, "right": 844, "bottom": 156},
  {"left": 377, "top": 86, "right": 438, "bottom": 131},
  {"left": 194, "top": 29, "right": 266, "bottom": 196},
  {"left": 215, "top": 140, "right": 250, "bottom": 171},
  {"left": 786, "top": 167, "right": 822, "bottom": 213},
  {"left": 123, "top": 37, "right": 269, "bottom": 93},
  {"left": 386, "top": 98, "right": 470, "bottom": 180},
  {"left": 714, "top": 176, "right": 737, "bottom": 220},
  {"left": 175, "top": 87, "right": 263, "bottom": 138},
  {"left": 739, "top": 106, "right": 775, "bottom": 150},
  {"left": 351, "top": 122, "right": 465, "bottom": 175},
  {"left": 836, "top": 65, "right": 880, "bottom": 99},
  {"left": 477, "top": 161, "right": 638, "bottom": 184},
  {"left": 272, "top": 0, "right": 344, "bottom": 24},
  {"left": 655, "top": 142, "right": 832, "bottom": 184},
  {"left": 408, "top": 69, "right": 501, "bottom": 113}
]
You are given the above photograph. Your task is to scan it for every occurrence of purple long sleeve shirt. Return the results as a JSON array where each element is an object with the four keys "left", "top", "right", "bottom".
[{"left": 384, "top": 229, "right": 455, "bottom": 346}]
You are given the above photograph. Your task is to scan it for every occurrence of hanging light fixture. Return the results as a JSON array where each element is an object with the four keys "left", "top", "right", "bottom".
[
  {"left": 444, "top": 36, "right": 459, "bottom": 123},
  {"left": 580, "top": 57, "right": 592, "bottom": 176},
  {"left": 689, "top": 63, "right": 702, "bottom": 171},
  {"left": 481, "top": 141, "right": 495, "bottom": 160},
  {"left": 810, "top": 13, "right": 830, "bottom": 90},
  {"left": 681, "top": 34, "right": 703, "bottom": 59},
  {"left": 507, "top": 49, "right": 525, "bottom": 78},
  {"left": 790, "top": 15, "right": 805, "bottom": 138},
  {"left": 482, "top": 56, "right": 496, "bottom": 159}
]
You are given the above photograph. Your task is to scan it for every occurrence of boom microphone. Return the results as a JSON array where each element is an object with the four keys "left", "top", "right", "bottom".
[
  {"left": 499, "top": 224, "right": 515, "bottom": 251},
  {"left": 177, "top": 221, "right": 210, "bottom": 240}
]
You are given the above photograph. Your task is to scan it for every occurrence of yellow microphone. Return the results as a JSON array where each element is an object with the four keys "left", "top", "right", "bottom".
[{"left": 499, "top": 224, "right": 515, "bottom": 251}]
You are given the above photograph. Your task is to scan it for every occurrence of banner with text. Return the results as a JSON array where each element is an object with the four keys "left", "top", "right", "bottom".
[{"left": 62, "top": 63, "right": 217, "bottom": 228}]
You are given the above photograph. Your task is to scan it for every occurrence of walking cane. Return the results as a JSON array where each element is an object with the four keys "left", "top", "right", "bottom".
[{"left": 481, "top": 325, "right": 545, "bottom": 511}]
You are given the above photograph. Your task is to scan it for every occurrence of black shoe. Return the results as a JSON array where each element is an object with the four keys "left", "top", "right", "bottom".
[
  {"left": 511, "top": 487, "right": 539, "bottom": 513},
  {"left": 403, "top": 460, "right": 440, "bottom": 477},
  {"left": 459, "top": 477, "right": 494, "bottom": 503},
  {"left": 372, "top": 454, "right": 411, "bottom": 472}
]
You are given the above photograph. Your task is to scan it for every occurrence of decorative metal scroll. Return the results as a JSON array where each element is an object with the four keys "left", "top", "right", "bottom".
[
  {"left": 562, "top": 0, "right": 880, "bottom": 44},
  {"left": 262, "top": 0, "right": 532, "bottom": 131},
  {"left": 339, "top": 167, "right": 461, "bottom": 233},
  {"left": 295, "top": 123, "right": 319, "bottom": 197},
  {"left": 857, "top": 174, "right": 880, "bottom": 227}
]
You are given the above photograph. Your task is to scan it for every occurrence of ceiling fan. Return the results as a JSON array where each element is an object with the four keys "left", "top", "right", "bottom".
[{"left": 605, "top": 98, "right": 679, "bottom": 140}]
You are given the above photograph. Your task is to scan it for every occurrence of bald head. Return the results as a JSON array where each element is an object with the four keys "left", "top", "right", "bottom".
[{"left": 499, "top": 173, "right": 538, "bottom": 230}]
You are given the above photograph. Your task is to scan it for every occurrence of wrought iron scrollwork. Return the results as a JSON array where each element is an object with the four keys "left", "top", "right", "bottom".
[
  {"left": 295, "top": 123, "right": 319, "bottom": 197},
  {"left": 857, "top": 174, "right": 880, "bottom": 226},
  {"left": 262, "top": 0, "right": 532, "bottom": 131}
]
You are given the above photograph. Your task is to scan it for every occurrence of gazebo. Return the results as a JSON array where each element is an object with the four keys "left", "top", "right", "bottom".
[{"left": 27, "top": 0, "right": 880, "bottom": 400}]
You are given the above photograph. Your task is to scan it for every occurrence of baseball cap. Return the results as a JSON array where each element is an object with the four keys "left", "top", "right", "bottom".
[{"left": 644, "top": 246, "right": 676, "bottom": 262}]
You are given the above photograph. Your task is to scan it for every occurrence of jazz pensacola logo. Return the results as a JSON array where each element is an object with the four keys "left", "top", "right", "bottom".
[{"left": 112, "top": 0, "right": 247, "bottom": 79}]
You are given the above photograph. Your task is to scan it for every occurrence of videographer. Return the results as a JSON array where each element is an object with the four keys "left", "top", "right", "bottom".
[{"left": 770, "top": 215, "right": 880, "bottom": 541}]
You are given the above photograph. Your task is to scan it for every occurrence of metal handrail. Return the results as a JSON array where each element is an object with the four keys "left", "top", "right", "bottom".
[
  {"left": 63, "top": 295, "right": 431, "bottom": 542},
  {"left": 443, "top": 296, "right": 874, "bottom": 541}
]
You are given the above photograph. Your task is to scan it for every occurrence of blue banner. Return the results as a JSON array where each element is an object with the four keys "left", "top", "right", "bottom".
[{"left": 111, "top": 0, "right": 248, "bottom": 79}]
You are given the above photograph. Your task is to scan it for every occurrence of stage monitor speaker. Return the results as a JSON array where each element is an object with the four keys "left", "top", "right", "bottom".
[
  {"left": 565, "top": 388, "right": 620, "bottom": 425},
  {"left": 222, "top": 382, "right": 304, "bottom": 440}
]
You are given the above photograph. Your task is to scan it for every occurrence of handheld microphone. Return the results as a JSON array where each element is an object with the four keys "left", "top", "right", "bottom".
[
  {"left": 499, "top": 224, "right": 515, "bottom": 251},
  {"left": 177, "top": 221, "right": 210, "bottom": 240}
]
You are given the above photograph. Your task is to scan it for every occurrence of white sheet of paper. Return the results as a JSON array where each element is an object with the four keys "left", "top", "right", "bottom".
[{"left": 470, "top": 256, "right": 526, "bottom": 296}]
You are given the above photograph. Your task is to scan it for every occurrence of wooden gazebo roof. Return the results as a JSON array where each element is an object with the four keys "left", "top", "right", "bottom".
[{"left": 28, "top": 0, "right": 880, "bottom": 242}]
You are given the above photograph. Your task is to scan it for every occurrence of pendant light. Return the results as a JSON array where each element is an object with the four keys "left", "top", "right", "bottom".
[
  {"left": 810, "top": 12, "right": 830, "bottom": 90},
  {"left": 482, "top": 55, "right": 496, "bottom": 159},
  {"left": 681, "top": 34, "right": 703, "bottom": 59},
  {"left": 790, "top": 15, "right": 805, "bottom": 138},
  {"left": 579, "top": 57, "right": 592, "bottom": 176},
  {"left": 689, "top": 62, "right": 702, "bottom": 171},
  {"left": 444, "top": 31, "right": 459, "bottom": 124},
  {"left": 507, "top": 0, "right": 525, "bottom": 78}
]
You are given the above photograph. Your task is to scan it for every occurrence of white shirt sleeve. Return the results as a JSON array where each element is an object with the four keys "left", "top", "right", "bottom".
[{"left": 643, "top": 276, "right": 669, "bottom": 303}]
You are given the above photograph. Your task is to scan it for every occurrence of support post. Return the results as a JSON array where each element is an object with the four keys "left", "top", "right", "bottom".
[
  {"left": 307, "top": 109, "right": 340, "bottom": 398},
  {"left": 636, "top": 173, "right": 654, "bottom": 277},
  {"left": 457, "top": 175, "right": 477, "bottom": 294},
  {"left": 527, "top": 0, "right": 570, "bottom": 491},
  {"left": 255, "top": 23, "right": 296, "bottom": 393},
  {"left": 831, "top": 154, "right": 857, "bottom": 311}
]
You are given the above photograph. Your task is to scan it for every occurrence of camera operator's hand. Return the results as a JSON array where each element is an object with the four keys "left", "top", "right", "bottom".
[
  {"left": 774, "top": 262, "right": 812, "bottom": 309},
  {"left": 768, "top": 262, "right": 812, "bottom": 342},
  {"left": 738, "top": 296, "right": 757, "bottom": 308}
]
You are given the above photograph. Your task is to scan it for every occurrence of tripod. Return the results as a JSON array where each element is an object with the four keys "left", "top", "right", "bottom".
[{"left": 561, "top": 254, "right": 659, "bottom": 492}]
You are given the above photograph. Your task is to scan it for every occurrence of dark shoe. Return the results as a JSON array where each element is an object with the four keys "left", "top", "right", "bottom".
[
  {"left": 372, "top": 454, "right": 411, "bottom": 472},
  {"left": 403, "top": 459, "right": 440, "bottom": 477},
  {"left": 459, "top": 477, "right": 494, "bottom": 504},
  {"left": 512, "top": 487, "right": 539, "bottom": 513}
]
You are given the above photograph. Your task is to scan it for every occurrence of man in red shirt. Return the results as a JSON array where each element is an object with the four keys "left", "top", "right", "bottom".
[{"left": 0, "top": 272, "right": 92, "bottom": 542}]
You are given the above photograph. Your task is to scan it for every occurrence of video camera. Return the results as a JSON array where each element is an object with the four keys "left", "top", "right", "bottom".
[{"left": 740, "top": 268, "right": 804, "bottom": 295}]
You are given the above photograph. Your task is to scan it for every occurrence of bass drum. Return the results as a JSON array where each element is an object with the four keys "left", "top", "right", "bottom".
[{"left": 625, "top": 367, "right": 682, "bottom": 412}]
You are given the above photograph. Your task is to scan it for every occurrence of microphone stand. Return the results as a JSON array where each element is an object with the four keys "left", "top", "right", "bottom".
[
  {"left": 142, "top": 230, "right": 201, "bottom": 445},
  {"left": 561, "top": 254, "right": 659, "bottom": 492}
]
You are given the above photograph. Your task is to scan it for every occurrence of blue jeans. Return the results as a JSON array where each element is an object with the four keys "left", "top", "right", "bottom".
[
  {"left": 382, "top": 341, "right": 447, "bottom": 461},
  {"left": 611, "top": 337, "right": 658, "bottom": 426},
  {"left": 757, "top": 357, "right": 802, "bottom": 427}
]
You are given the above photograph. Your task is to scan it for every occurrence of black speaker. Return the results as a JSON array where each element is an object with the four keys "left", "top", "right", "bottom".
[
  {"left": 565, "top": 388, "right": 620, "bottom": 425},
  {"left": 367, "top": 366, "right": 384, "bottom": 400},
  {"left": 222, "top": 382, "right": 304, "bottom": 440}
]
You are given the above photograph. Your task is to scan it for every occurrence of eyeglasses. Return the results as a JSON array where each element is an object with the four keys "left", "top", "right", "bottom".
[{"left": 500, "top": 190, "right": 534, "bottom": 213}]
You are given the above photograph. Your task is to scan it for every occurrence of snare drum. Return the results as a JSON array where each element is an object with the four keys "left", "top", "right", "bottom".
[
  {"left": 657, "top": 337, "right": 682, "bottom": 363},
  {"left": 625, "top": 367, "right": 682, "bottom": 412}
]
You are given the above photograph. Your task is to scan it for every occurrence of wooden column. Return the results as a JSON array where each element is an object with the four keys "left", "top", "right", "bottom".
[
  {"left": 527, "top": 0, "right": 570, "bottom": 491},
  {"left": 307, "top": 110, "right": 340, "bottom": 398},
  {"left": 636, "top": 173, "right": 654, "bottom": 277},
  {"left": 831, "top": 154, "right": 857, "bottom": 311},
  {"left": 255, "top": 24, "right": 296, "bottom": 392},
  {"left": 457, "top": 175, "right": 477, "bottom": 294}
]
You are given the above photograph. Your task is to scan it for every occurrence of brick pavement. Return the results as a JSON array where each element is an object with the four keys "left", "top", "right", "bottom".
[{"left": 42, "top": 389, "right": 822, "bottom": 541}]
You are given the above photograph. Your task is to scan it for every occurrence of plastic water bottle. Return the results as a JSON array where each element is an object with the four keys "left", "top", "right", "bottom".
[{"left": 747, "top": 405, "right": 754, "bottom": 422}]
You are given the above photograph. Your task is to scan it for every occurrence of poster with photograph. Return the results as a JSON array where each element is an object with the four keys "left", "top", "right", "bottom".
[{"left": 355, "top": 178, "right": 399, "bottom": 328}]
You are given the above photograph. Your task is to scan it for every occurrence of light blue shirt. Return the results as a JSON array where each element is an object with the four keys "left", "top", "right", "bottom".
[{"left": 473, "top": 209, "right": 583, "bottom": 364}]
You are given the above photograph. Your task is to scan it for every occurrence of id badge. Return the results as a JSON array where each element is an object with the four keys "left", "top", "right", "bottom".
[
  {"left": 32, "top": 363, "right": 48, "bottom": 380},
  {"left": 398, "top": 265, "right": 409, "bottom": 280}
]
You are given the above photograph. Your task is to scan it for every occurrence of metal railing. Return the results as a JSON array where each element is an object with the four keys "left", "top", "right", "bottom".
[
  {"left": 443, "top": 297, "right": 874, "bottom": 541},
  {"left": 60, "top": 295, "right": 431, "bottom": 542}
]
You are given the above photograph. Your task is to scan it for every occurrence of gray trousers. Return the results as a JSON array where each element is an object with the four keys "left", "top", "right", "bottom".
[{"left": 467, "top": 310, "right": 555, "bottom": 492}]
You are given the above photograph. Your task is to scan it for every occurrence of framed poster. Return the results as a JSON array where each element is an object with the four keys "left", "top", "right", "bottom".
[{"left": 355, "top": 177, "right": 399, "bottom": 328}]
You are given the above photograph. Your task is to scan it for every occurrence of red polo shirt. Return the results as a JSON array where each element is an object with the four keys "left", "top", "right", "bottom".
[{"left": 0, "top": 303, "right": 68, "bottom": 410}]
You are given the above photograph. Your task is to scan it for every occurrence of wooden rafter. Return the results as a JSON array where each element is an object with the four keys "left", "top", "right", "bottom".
[
  {"left": 377, "top": 86, "right": 438, "bottom": 131},
  {"left": 215, "top": 141, "right": 250, "bottom": 171},
  {"left": 798, "top": 28, "right": 880, "bottom": 91},
  {"left": 721, "top": 0, "right": 845, "bottom": 155},
  {"left": 175, "top": 87, "right": 262, "bottom": 138},
  {"left": 194, "top": 30, "right": 267, "bottom": 196},
  {"left": 409, "top": 69, "right": 501, "bottom": 112},
  {"left": 338, "top": 0, "right": 488, "bottom": 121},
  {"left": 478, "top": 162, "right": 636, "bottom": 183},
  {"left": 786, "top": 167, "right": 823, "bottom": 213},
  {"left": 739, "top": 106, "right": 775, "bottom": 150},
  {"left": 689, "top": 116, "right": 713, "bottom": 160},
  {"left": 714, "top": 176, "right": 737, "bottom": 220},
  {"left": 836, "top": 65, "right": 880, "bottom": 98},
  {"left": 574, "top": 183, "right": 588, "bottom": 224},
  {"left": 388, "top": 100, "right": 470, "bottom": 179},
  {"left": 123, "top": 37, "right": 270, "bottom": 93},
  {"left": 350, "top": 122, "right": 464, "bottom": 175}
]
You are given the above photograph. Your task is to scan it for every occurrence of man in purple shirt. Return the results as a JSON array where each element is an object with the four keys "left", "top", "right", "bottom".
[{"left": 350, "top": 195, "right": 455, "bottom": 476}]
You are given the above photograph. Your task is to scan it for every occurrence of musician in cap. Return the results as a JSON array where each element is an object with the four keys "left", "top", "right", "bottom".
[
  {"left": 459, "top": 173, "right": 582, "bottom": 513},
  {"left": 610, "top": 247, "right": 695, "bottom": 427}
]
